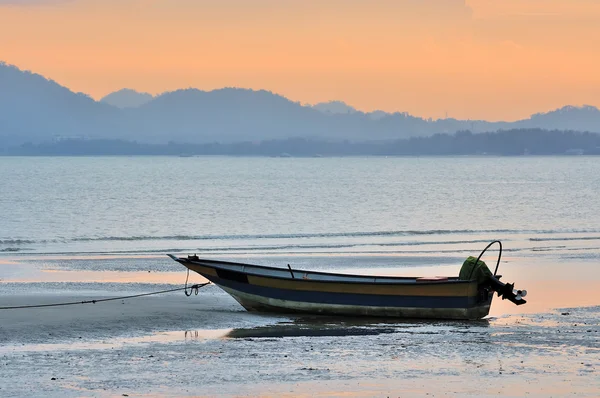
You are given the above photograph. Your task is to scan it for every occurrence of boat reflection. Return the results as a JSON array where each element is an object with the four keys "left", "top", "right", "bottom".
[{"left": 224, "top": 316, "right": 490, "bottom": 339}]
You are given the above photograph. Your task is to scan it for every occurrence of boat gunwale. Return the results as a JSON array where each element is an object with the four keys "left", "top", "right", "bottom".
[{"left": 172, "top": 255, "right": 477, "bottom": 287}]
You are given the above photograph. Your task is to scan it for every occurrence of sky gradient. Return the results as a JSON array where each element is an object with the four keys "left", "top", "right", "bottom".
[{"left": 1, "top": 0, "right": 599, "bottom": 121}]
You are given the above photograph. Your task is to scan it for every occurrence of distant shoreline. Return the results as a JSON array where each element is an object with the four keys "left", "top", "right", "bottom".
[{"left": 2, "top": 128, "right": 600, "bottom": 156}]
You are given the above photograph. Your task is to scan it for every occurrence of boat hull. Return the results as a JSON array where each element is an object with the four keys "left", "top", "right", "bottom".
[
  {"left": 220, "top": 284, "right": 491, "bottom": 320},
  {"left": 174, "top": 257, "right": 493, "bottom": 320}
]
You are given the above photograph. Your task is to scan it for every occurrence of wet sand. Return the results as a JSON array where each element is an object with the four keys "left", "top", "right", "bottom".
[{"left": 1, "top": 255, "right": 599, "bottom": 397}]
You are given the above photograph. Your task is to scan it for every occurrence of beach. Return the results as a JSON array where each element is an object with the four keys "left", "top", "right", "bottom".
[{"left": 1, "top": 253, "right": 598, "bottom": 397}]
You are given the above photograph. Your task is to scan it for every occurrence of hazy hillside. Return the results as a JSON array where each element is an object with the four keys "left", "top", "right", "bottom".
[
  {"left": 100, "top": 89, "right": 153, "bottom": 108},
  {"left": 125, "top": 88, "right": 334, "bottom": 142},
  {"left": 522, "top": 105, "right": 600, "bottom": 131},
  {"left": 0, "top": 62, "right": 121, "bottom": 146},
  {"left": 312, "top": 100, "right": 357, "bottom": 115},
  {"left": 2, "top": 62, "right": 600, "bottom": 146}
]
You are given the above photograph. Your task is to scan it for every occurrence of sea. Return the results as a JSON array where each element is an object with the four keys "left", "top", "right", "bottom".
[
  {"left": 1, "top": 156, "right": 599, "bottom": 397},
  {"left": 2, "top": 155, "right": 600, "bottom": 258}
]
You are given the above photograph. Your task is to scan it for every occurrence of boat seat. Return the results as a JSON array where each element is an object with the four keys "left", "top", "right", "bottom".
[{"left": 416, "top": 276, "right": 449, "bottom": 282}]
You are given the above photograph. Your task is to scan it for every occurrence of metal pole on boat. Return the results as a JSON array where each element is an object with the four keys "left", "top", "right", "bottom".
[
  {"left": 472, "top": 240, "right": 502, "bottom": 277},
  {"left": 287, "top": 264, "right": 295, "bottom": 279}
]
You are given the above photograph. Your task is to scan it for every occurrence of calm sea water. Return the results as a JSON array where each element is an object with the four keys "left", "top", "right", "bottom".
[{"left": 1, "top": 156, "right": 600, "bottom": 263}]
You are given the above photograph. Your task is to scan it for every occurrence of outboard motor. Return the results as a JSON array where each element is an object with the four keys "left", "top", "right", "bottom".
[
  {"left": 460, "top": 241, "right": 527, "bottom": 306},
  {"left": 488, "top": 276, "right": 527, "bottom": 305}
]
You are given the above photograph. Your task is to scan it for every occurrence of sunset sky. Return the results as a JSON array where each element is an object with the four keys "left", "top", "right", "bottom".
[{"left": 1, "top": 0, "right": 599, "bottom": 121}]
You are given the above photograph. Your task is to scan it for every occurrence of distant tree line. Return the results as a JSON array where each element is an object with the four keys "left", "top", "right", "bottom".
[
  {"left": 2, "top": 129, "right": 600, "bottom": 156},
  {"left": 380, "top": 129, "right": 600, "bottom": 156}
]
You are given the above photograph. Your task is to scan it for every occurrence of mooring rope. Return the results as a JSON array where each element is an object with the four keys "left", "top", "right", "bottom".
[
  {"left": 0, "top": 269, "right": 209, "bottom": 310},
  {"left": 184, "top": 267, "right": 204, "bottom": 296}
]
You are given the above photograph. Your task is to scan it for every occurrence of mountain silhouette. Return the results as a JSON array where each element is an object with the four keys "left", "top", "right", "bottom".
[
  {"left": 100, "top": 88, "right": 153, "bottom": 108},
  {"left": 126, "top": 88, "right": 336, "bottom": 142},
  {"left": 524, "top": 105, "right": 600, "bottom": 132},
  {"left": 2, "top": 61, "right": 600, "bottom": 147},
  {"left": 0, "top": 62, "right": 121, "bottom": 147},
  {"left": 312, "top": 100, "right": 357, "bottom": 115}
]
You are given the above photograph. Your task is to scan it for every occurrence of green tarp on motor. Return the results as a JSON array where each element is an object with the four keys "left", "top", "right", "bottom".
[{"left": 459, "top": 256, "right": 494, "bottom": 284}]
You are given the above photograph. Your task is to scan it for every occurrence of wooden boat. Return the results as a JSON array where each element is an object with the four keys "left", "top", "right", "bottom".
[{"left": 168, "top": 241, "right": 526, "bottom": 320}]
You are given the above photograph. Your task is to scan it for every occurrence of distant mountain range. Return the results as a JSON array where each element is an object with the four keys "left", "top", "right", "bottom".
[
  {"left": 311, "top": 100, "right": 357, "bottom": 115},
  {"left": 100, "top": 88, "right": 153, "bottom": 108},
  {"left": 2, "top": 61, "right": 600, "bottom": 147}
]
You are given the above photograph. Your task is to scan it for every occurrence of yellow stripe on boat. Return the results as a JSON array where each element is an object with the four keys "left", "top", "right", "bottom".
[
  {"left": 185, "top": 263, "right": 218, "bottom": 277},
  {"left": 247, "top": 275, "right": 477, "bottom": 297}
]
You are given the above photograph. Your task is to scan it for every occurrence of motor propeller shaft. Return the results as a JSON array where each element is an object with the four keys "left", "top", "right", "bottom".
[{"left": 487, "top": 276, "right": 527, "bottom": 305}]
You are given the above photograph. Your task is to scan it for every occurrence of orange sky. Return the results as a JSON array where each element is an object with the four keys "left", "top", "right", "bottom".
[{"left": 1, "top": 0, "right": 599, "bottom": 121}]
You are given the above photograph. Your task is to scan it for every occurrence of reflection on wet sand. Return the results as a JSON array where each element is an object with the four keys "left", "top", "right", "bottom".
[
  {"left": 1, "top": 301, "right": 597, "bottom": 397},
  {"left": 224, "top": 315, "right": 492, "bottom": 339},
  {"left": 3, "top": 269, "right": 208, "bottom": 285},
  {"left": 489, "top": 278, "right": 600, "bottom": 316},
  {"left": 0, "top": 328, "right": 234, "bottom": 354},
  {"left": 225, "top": 325, "right": 397, "bottom": 339},
  {"left": 0, "top": 253, "right": 163, "bottom": 262}
]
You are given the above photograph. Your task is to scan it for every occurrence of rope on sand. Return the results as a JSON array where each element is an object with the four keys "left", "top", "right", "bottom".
[{"left": 0, "top": 269, "right": 209, "bottom": 310}]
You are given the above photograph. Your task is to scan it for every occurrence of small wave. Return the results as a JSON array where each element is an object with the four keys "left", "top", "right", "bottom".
[
  {"left": 8, "top": 231, "right": 496, "bottom": 244},
  {"left": 60, "top": 228, "right": 600, "bottom": 242},
  {"left": 70, "top": 230, "right": 497, "bottom": 242},
  {"left": 0, "top": 239, "right": 38, "bottom": 245},
  {"left": 5, "top": 228, "right": 600, "bottom": 246},
  {"left": 19, "top": 239, "right": 497, "bottom": 256},
  {"left": 189, "top": 239, "right": 495, "bottom": 253},
  {"left": 0, "top": 247, "right": 23, "bottom": 252},
  {"left": 530, "top": 236, "right": 600, "bottom": 242},
  {"left": 0, "top": 238, "right": 66, "bottom": 245}
]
